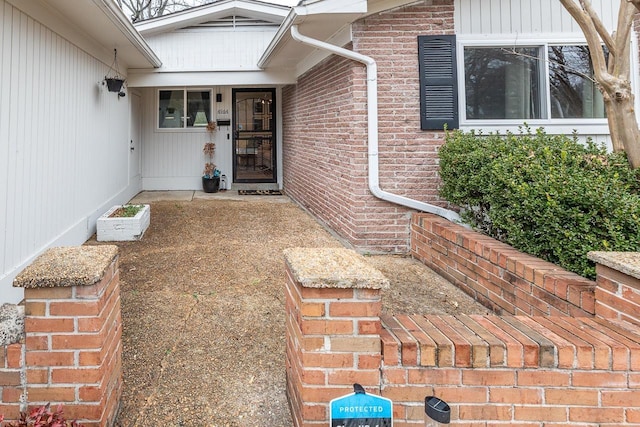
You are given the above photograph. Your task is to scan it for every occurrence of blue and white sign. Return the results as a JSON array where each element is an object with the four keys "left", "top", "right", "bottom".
[{"left": 330, "top": 390, "right": 393, "bottom": 427}]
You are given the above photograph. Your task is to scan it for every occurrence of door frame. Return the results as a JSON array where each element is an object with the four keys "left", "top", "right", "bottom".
[{"left": 232, "top": 88, "right": 277, "bottom": 183}]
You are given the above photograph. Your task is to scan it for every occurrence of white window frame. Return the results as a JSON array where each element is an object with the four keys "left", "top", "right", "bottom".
[
  {"left": 156, "top": 88, "right": 213, "bottom": 131},
  {"left": 456, "top": 34, "right": 635, "bottom": 136}
]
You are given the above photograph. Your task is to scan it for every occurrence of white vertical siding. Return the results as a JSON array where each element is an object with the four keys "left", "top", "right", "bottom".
[
  {"left": 141, "top": 86, "right": 235, "bottom": 190},
  {"left": 455, "top": 0, "right": 618, "bottom": 35},
  {"left": 0, "top": 0, "right": 137, "bottom": 303},
  {"left": 145, "top": 28, "right": 278, "bottom": 71}
]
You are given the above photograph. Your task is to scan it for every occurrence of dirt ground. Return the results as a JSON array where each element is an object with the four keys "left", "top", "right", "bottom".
[{"left": 89, "top": 194, "right": 487, "bottom": 426}]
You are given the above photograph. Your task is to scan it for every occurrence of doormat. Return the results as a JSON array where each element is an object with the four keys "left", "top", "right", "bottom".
[{"left": 238, "top": 189, "right": 283, "bottom": 196}]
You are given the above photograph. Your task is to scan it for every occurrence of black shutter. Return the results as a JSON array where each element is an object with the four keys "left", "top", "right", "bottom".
[{"left": 418, "top": 35, "right": 458, "bottom": 130}]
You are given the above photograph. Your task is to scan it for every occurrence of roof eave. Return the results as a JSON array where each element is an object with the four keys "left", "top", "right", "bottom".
[
  {"left": 258, "top": 0, "right": 368, "bottom": 69},
  {"left": 93, "top": 0, "right": 162, "bottom": 68}
]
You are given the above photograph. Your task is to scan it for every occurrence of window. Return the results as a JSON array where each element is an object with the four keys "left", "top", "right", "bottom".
[
  {"left": 419, "top": 36, "right": 610, "bottom": 129},
  {"left": 158, "top": 89, "right": 211, "bottom": 129},
  {"left": 548, "top": 45, "right": 605, "bottom": 119},
  {"left": 464, "top": 47, "right": 543, "bottom": 120},
  {"left": 462, "top": 43, "right": 605, "bottom": 122}
]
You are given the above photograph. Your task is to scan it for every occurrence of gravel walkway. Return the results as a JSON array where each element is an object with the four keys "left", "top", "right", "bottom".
[{"left": 89, "top": 191, "right": 486, "bottom": 426}]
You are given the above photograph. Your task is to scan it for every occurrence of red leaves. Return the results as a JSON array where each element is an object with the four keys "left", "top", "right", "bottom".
[{"left": 1, "top": 404, "right": 83, "bottom": 427}]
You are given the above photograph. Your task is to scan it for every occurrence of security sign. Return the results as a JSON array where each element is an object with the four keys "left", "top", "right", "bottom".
[{"left": 330, "top": 385, "right": 392, "bottom": 427}]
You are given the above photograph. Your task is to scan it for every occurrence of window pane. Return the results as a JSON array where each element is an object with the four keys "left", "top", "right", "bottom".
[
  {"left": 159, "top": 90, "right": 184, "bottom": 128},
  {"left": 548, "top": 45, "right": 605, "bottom": 118},
  {"left": 187, "top": 91, "right": 211, "bottom": 127},
  {"left": 464, "top": 47, "right": 543, "bottom": 120}
]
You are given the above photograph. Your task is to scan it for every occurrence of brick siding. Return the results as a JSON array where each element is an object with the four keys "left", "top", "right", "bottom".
[{"left": 282, "top": 1, "right": 455, "bottom": 252}]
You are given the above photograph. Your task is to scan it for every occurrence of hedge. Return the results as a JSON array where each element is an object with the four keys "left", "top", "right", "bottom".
[{"left": 438, "top": 127, "right": 640, "bottom": 279}]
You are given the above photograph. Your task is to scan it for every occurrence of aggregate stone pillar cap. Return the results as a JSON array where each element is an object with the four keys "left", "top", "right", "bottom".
[
  {"left": 283, "top": 248, "right": 389, "bottom": 289},
  {"left": 13, "top": 245, "right": 119, "bottom": 288},
  {"left": 588, "top": 251, "right": 640, "bottom": 280}
]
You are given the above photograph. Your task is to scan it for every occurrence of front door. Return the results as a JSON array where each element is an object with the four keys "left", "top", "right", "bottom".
[
  {"left": 232, "top": 89, "right": 276, "bottom": 183},
  {"left": 129, "top": 92, "right": 142, "bottom": 186}
]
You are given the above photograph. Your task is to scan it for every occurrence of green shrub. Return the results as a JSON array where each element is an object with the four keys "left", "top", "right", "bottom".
[{"left": 438, "top": 127, "right": 640, "bottom": 279}]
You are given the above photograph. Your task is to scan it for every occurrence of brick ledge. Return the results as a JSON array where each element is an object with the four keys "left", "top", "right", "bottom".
[{"left": 381, "top": 314, "right": 640, "bottom": 370}]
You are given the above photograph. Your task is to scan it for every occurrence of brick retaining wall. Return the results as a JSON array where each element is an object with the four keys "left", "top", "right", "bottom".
[
  {"left": 284, "top": 245, "right": 640, "bottom": 426},
  {"left": 411, "top": 213, "right": 596, "bottom": 317},
  {"left": 0, "top": 246, "right": 122, "bottom": 427},
  {"left": 381, "top": 314, "right": 640, "bottom": 425}
]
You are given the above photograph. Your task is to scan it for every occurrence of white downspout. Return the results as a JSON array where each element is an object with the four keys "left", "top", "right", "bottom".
[{"left": 290, "top": 25, "right": 461, "bottom": 223}]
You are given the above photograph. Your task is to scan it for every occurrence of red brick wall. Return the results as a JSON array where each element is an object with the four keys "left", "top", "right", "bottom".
[
  {"left": 592, "top": 259, "right": 640, "bottom": 326},
  {"left": 0, "top": 343, "right": 24, "bottom": 420},
  {"left": 284, "top": 246, "right": 640, "bottom": 427},
  {"left": 411, "top": 213, "right": 596, "bottom": 317},
  {"left": 381, "top": 314, "right": 640, "bottom": 426},
  {"left": 282, "top": 1, "right": 454, "bottom": 252},
  {"left": 0, "top": 247, "right": 122, "bottom": 427}
]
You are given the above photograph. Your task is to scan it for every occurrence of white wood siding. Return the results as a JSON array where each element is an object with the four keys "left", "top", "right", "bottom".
[
  {"left": 141, "top": 86, "right": 235, "bottom": 190},
  {"left": 0, "top": 0, "right": 138, "bottom": 303},
  {"left": 145, "top": 28, "right": 279, "bottom": 72},
  {"left": 454, "top": 0, "right": 622, "bottom": 146},
  {"left": 455, "top": 0, "right": 617, "bottom": 35}
]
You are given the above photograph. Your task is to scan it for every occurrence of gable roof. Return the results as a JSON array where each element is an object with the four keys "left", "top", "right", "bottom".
[{"left": 135, "top": 0, "right": 291, "bottom": 36}]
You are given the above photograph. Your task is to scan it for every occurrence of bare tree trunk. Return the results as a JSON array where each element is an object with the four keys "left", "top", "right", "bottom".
[{"left": 559, "top": 0, "right": 640, "bottom": 168}]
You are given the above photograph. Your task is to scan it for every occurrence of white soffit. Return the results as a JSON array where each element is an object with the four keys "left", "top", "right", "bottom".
[
  {"left": 14, "top": 0, "right": 162, "bottom": 69},
  {"left": 135, "top": 0, "right": 290, "bottom": 36},
  {"left": 258, "top": 0, "right": 422, "bottom": 71}
]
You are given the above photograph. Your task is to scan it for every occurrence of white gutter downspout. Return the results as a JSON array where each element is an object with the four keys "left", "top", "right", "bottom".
[{"left": 290, "top": 25, "right": 461, "bottom": 223}]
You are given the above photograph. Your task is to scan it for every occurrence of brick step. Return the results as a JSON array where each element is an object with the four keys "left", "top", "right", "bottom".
[{"left": 381, "top": 314, "right": 640, "bottom": 370}]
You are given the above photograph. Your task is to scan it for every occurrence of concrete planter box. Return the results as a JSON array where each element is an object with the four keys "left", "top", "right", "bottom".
[{"left": 97, "top": 204, "right": 150, "bottom": 241}]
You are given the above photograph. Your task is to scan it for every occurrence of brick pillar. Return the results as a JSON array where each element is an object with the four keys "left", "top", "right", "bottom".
[
  {"left": 283, "top": 248, "right": 389, "bottom": 427},
  {"left": 588, "top": 251, "right": 640, "bottom": 326},
  {"left": 13, "top": 246, "right": 122, "bottom": 427}
]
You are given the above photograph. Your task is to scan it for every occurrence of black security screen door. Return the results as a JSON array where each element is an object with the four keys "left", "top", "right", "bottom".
[{"left": 232, "top": 89, "right": 276, "bottom": 183}]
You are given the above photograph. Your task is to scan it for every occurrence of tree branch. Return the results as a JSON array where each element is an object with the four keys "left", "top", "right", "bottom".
[
  {"left": 581, "top": 0, "right": 616, "bottom": 53},
  {"left": 559, "top": 0, "right": 610, "bottom": 79}
]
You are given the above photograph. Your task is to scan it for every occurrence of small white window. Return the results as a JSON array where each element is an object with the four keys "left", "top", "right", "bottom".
[{"left": 158, "top": 89, "right": 212, "bottom": 129}]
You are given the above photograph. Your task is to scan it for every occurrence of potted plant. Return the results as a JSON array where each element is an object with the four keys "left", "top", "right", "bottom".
[
  {"left": 202, "top": 121, "right": 221, "bottom": 193},
  {"left": 103, "top": 49, "right": 125, "bottom": 96}
]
